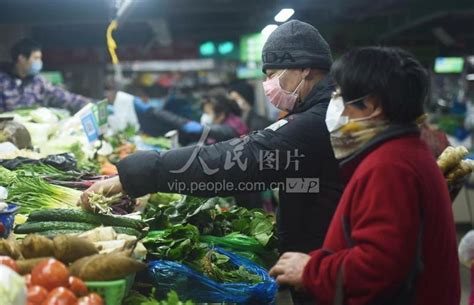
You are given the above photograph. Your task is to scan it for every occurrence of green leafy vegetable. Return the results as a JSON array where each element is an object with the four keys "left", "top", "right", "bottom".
[
  {"left": 144, "top": 224, "right": 263, "bottom": 284},
  {"left": 144, "top": 195, "right": 276, "bottom": 247},
  {"left": 69, "top": 142, "right": 100, "bottom": 172},
  {"left": 0, "top": 166, "right": 17, "bottom": 186}
]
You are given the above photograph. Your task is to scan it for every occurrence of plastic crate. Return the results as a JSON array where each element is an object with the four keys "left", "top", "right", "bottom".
[{"left": 85, "top": 274, "right": 135, "bottom": 305}]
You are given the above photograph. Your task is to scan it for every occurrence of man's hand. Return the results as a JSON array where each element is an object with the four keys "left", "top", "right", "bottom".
[
  {"left": 78, "top": 176, "right": 123, "bottom": 211},
  {"left": 269, "top": 252, "right": 311, "bottom": 290}
]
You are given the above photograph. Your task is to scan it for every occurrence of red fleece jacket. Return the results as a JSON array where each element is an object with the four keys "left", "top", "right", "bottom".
[{"left": 303, "top": 135, "right": 460, "bottom": 305}]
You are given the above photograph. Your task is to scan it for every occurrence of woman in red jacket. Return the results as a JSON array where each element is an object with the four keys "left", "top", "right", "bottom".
[{"left": 270, "top": 47, "right": 461, "bottom": 305}]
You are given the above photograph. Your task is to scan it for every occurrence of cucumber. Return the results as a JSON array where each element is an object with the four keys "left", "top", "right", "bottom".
[
  {"left": 112, "top": 226, "right": 144, "bottom": 238},
  {"left": 28, "top": 209, "right": 147, "bottom": 231},
  {"left": 14, "top": 221, "right": 97, "bottom": 234},
  {"left": 36, "top": 229, "right": 86, "bottom": 237}
]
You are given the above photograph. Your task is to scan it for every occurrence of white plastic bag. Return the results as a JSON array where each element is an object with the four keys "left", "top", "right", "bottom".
[{"left": 108, "top": 91, "right": 140, "bottom": 132}]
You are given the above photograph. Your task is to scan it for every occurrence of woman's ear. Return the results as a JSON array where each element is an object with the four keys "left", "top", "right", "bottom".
[{"left": 364, "top": 96, "right": 384, "bottom": 118}]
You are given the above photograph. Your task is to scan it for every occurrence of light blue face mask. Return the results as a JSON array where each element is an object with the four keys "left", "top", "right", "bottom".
[{"left": 28, "top": 60, "right": 43, "bottom": 76}]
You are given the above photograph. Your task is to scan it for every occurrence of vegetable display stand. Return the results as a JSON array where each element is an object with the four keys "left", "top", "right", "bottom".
[{"left": 86, "top": 274, "right": 135, "bottom": 305}]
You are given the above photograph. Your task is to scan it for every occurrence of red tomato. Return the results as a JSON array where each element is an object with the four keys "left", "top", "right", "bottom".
[
  {"left": 0, "top": 255, "right": 19, "bottom": 273},
  {"left": 24, "top": 274, "right": 32, "bottom": 287},
  {"left": 31, "top": 259, "right": 69, "bottom": 291},
  {"left": 88, "top": 293, "right": 104, "bottom": 305},
  {"left": 27, "top": 285, "right": 48, "bottom": 304},
  {"left": 42, "top": 287, "right": 77, "bottom": 305},
  {"left": 68, "top": 276, "right": 88, "bottom": 297},
  {"left": 77, "top": 293, "right": 104, "bottom": 305}
]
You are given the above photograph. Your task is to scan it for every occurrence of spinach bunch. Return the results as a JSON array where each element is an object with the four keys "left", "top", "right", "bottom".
[
  {"left": 143, "top": 224, "right": 263, "bottom": 284},
  {"left": 144, "top": 195, "right": 276, "bottom": 248}
]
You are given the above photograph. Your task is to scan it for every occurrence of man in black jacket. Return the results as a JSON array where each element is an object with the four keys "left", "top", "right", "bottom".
[{"left": 81, "top": 20, "right": 342, "bottom": 256}]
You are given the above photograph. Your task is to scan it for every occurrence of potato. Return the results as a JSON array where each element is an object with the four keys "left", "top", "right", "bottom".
[
  {"left": 69, "top": 251, "right": 146, "bottom": 281},
  {"left": 53, "top": 235, "right": 99, "bottom": 264},
  {"left": 21, "top": 235, "right": 55, "bottom": 259}
]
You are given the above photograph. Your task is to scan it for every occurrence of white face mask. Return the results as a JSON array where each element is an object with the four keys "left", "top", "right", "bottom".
[
  {"left": 200, "top": 113, "right": 214, "bottom": 126},
  {"left": 325, "top": 93, "right": 368, "bottom": 132}
]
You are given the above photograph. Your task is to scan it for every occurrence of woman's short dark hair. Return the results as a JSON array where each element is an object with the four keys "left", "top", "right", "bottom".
[
  {"left": 202, "top": 92, "right": 241, "bottom": 118},
  {"left": 11, "top": 38, "right": 42, "bottom": 62},
  {"left": 331, "top": 47, "right": 429, "bottom": 124}
]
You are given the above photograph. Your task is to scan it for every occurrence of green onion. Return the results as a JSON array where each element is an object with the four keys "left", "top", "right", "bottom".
[
  {"left": 17, "top": 163, "right": 80, "bottom": 181},
  {"left": 0, "top": 166, "right": 82, "bottom": 214}
]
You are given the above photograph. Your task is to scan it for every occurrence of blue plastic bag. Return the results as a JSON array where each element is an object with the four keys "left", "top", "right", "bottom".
[{"left": 147, "top": 247, "right": 277, "bottom": 304}]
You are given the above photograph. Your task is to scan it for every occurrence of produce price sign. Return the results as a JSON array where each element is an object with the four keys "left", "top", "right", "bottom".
[
  {"left": 94, "top": 100, "right": 108, "bottom": 135},
  {"left": 80, "top": 111, "right": 100, "bottom": 143}
]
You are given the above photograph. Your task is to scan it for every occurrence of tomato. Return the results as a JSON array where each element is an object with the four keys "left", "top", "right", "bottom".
[
  {"left": 42, "top": 287, "right": 77, "bottom": 305},
  {"left": 88, "top": 293, "right": 104, "bottom": 305},
  {"left": 77, "top": 293, "right": 104, "bottom": 305},
  {"left": 31, "top": 259, "right": 69, "bottom": 291},
  {"left": 0, "top": 255, "right": 19, "bottom": 273},
  {"left": 24, "top": 274, "right": 32, "bottom": 287},
  {"left": 27, "top": 285, "right": 48, "bottom": 304},
  {"left": 68, "top": 276, "right": 88, "bottom": 297}
]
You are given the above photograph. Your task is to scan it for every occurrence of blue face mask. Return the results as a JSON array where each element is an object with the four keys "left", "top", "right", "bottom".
[{"left": 28, "top": 60, "right": 43, "bottom": 76}]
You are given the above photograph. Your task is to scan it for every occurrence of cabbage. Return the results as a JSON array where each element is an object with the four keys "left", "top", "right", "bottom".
[
  {"left": 30, "top": 107, "right": 59, "bottom": 124},
  {"left": 0, "top": 265, "right": 27, "bottom": 305}
]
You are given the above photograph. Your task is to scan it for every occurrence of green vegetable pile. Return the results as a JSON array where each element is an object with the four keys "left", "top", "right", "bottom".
[
  {"left": 124, "top": 290, "right": 194, "bottom": 305},
  {"left": 105, "top": 124, "right": 138, "bottom": 149},
  {"left": 143, "top": 224, "right": 262, "bottom": 284},
  {"left": 145, "top": 194, "right": 276, "bottom": 248},
  {"left": 69, "top": 142, "right": 100, "bottom": 173}
]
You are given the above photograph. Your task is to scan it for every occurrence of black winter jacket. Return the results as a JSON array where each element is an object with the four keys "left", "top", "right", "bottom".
[{"left": 118, "top": 76, "right": 343, "bottom": 253}]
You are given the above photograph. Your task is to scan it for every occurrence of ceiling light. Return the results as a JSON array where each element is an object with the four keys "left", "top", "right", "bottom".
[{"left": 274, "top": 8, "right": 294, "bottom": 22}]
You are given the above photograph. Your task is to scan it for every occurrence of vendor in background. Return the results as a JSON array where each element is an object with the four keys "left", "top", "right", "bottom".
[
  {"left": 195, "top": 91, "right": 249, "bottom": 143},
  {"left": 0, "top": 38, "right": 91, "bottom": 114},
  {"left": 228, "top": 81, "right": 272, "bottom": 131},
  {"left": 131, "top": 87, "right": 248, "bottom": 144},
  {"left": 269, "top": 47, "right": 460, "bottom": 305}
]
